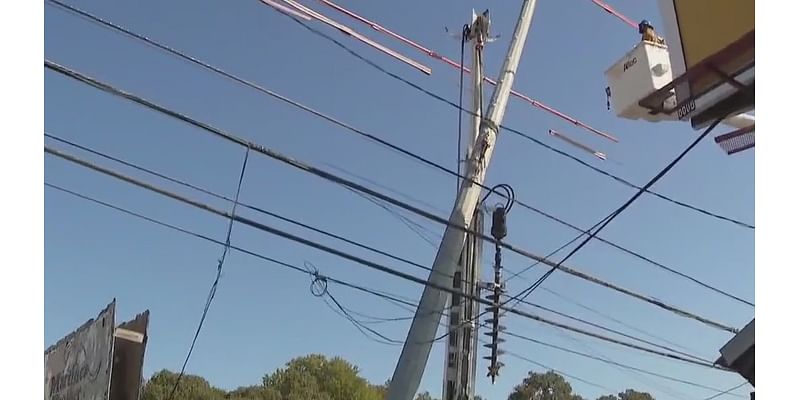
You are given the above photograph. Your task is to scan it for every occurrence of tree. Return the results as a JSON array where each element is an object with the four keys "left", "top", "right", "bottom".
[
  {"left": 508, "top": 371, "right": 585, "bottom": 400},
  {"left": 596, "top": 390, "right": 655, "bottom": 400},
  {"left": 226, "top": 385, "right": 281, "bottom": 400},
  {"left": 261, "top": 354, "right": 383, "bottom": 400},
  {"left": 414, "top": 391, "right": 437, "bottom": 400},
  {"left": 141, "top": 370, "right": 227, "bottom": 400}
]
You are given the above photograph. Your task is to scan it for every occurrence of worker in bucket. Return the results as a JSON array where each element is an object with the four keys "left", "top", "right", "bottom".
[{"left": 639, "top": 20, "right": 665, "bottom": 45}]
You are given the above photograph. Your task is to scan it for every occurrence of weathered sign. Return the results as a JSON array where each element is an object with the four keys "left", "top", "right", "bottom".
[{"left": 45, "top": 300, "right": 116, "bottom": 400}]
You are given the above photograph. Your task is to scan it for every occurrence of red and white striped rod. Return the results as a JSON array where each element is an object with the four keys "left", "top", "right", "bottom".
[
  {"left": 316, "top": 0, "right": 619, "bottom": 143},
  {"left": 260, "top": 0, "right": 312, "bottom": 21},
  {"left": 590, "top": 0, "right": 638, "bottom": 29},
  {"left": 549, "top": 129, "right": 607, "bottom": 161},
  {"left": 273, "top": 0, "right": 433, "bottom": 75}
]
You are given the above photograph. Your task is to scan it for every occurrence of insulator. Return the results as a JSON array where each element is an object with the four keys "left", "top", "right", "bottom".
[
  {"left": 484, "top": 293, "right": 502, "bottom": 302},
  {"left": 491, "top": 207, "right": 507, "bottom": 240},
  {"left": 482, "top": 343, "right": 495, "bottom": 349}
]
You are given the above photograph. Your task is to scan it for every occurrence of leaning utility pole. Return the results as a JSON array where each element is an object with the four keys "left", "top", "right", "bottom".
[
  {"left": 441, "top": 11, "right": 489, "bottom": 400},
  {"left": 387, "top": 2, "right": 539, "bottom": 399}
]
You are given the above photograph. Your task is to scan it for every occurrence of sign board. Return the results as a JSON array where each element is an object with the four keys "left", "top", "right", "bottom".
[
  {"left": 45, "top": 301, "right": 116, "bottom": 400},
  {"left": 656, "top": 0, "right": 754, "bottom": 125},
  {"left": 110, "top": 310, "right": 150, "bottom": 400}
]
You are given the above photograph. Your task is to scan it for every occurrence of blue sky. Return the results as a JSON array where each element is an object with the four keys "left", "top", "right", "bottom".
[{"left": 44, "top": 1, "right": 754, "bottom": 399}]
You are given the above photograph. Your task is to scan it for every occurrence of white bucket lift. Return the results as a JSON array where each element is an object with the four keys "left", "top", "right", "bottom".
[
  {"left": 604, "top": 39, "right": 754, "bottom": 153},
  {"left": 605, "top": 41, "right": 677, "bottom": 122}
]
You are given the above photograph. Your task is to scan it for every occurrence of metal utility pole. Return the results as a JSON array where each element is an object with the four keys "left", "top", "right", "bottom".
[
  {"left": 387, "top": 1, "right": 539, "bottom": 399},
  {"left": 441, "top": 11, "right": 489, "bottom": 400}
]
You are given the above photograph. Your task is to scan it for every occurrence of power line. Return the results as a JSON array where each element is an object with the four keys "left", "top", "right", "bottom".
[
  {"left": 504, "top": 331, "right": 746, "bottom": 398},
  {"left": 46, "top": 180, "right": 742, "bottom": 398},
  {"left": 507, "top": 296, "right": 713, "bottom": 364},
  {"left": 42, "top": 147, "right": 735, "bottom": 370},
  {"left": 167, "top": 148, "right": 249, "bottom": 400},
  {"left": 702, "top": 382, "right": 750, "bottom": 400},
  {"left": 553, "top": 328, "right": 694, "bottom": 400},
  {"left": 290, "top": 12, "right": 756, "bottom": 309},
  {"left": 286, "top": 9, "right": 755, "bottom": 231},
  {"left": 43, "top": 59, "right": 742, "bottom": 334},
  {"left": 44, "top": 132, "right": 447, "bottom": 276},
  {"left": 504, "top": 119, "right": 724, "bottom": 312},
  {"left": 540, "top": 287, "right": 703, "bottom": 356},
  {"left": 46, "top": 0, "right": 755, "bottom": 308}
]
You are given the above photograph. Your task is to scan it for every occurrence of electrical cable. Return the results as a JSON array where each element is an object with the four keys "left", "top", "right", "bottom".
[
  {"left": 42, "top": 60, "right": 742, "bottom": 334},
  {"left": 553, "top": 328, "right": 694, "bottom": 400},
  {"left": 46, "top": 181, "right": 738, "bottom": 396},
  {"left": 504, "top": 330, "right": 746, "bottom": 397},
  {"left": 46, "top": 179, "right": 740, "bottom": 396},
  {"left": 284, "top": 9, "right": 755, "bottom": 232},
  {"left": 287, "top": 15, "right": 756, "bottom": 311},
  {"left": 44, "top": 132, "right": 446, "bottom": 277},
  {"left": 702, "top": 382, "right": 750, "bottom": 400},
  {"left": 40, "top": 140, "right": 722, "bottom": 359},
  {"left": 45, "top": 0, "right": 757, "bottom": 309},
  {"left": 45, "top": 132, "right": 486, "bottom": 292},
  {"left": 166, "top": 148, "right": 249, "bottom": 400},
  {"left": 42, "top": 149, "right": 736, "bottom": 370},
  {"left": 540, "top": 287, "right": 702, "bottom": 355},
  {"left": 311, "top": 0, "right": 618, "bottom": 143},
  {"left": 504, "top": 119, "right": 725, "bottom": 310},
  {"left": 508, "top": 296, "right": 713, "bottom": 364}
]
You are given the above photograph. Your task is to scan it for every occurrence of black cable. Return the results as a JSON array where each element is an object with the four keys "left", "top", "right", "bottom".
[
  {"left": 40, "top": 134, "right": 721, "bottom": 361},
  {"left": 507, "top": 295, "right": 713, "bottom": 364},
  {"left": 506, "top": 119, "right": 724, "bottom": 308},
  {"left": 553, "top": 327, "right": 694, "bottom": 400},
  {"left": 297, "top": 274, "right": 740, "bottom": 397},
  {"left": 166, "top": 148, "right": 249, "bottom": 400},
  {"left": 504, "top": 331, "right": 747, "bottom": 397},
  {"left": 288, "top": 11, "right": 756, "bottom": 305},
  {"left": 46, "top": 181, "right": 734, "bottom": 395},
  {"left": 540, "top": 287, "right": 702, "bottom": 355},
  {"left": 45, "top": 131, "right": 506, "bottom": 310},
  {"left": 42, "top": 60, "right": 742, "bottom": 334},
  {"left": 45, "top": 0, "right": 755, "bottom": 308},
  {"left": 41, "top": 150, "right": 734, "bottom": 370},
  {"left": 702, "top": 382, "right": 749, "bottom": 400},
  {"left": 285, "top": 8, "right": 754, "bottom": 231}
]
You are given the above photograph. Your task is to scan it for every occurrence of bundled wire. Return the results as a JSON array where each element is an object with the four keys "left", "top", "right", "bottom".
[
  {"left": 44, "top": 0, "right": 755, "bottom": 308},
  {"left": 43, "top": 59, "right": 744, "bottom": 333}
]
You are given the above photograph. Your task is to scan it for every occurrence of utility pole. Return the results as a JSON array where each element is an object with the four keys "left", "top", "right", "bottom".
[
  {"left": 387, "top": 1, "right": 539, "bottom": 399},
  {"left": 441, "top": 11, "right": 489, "bottom": 400}
]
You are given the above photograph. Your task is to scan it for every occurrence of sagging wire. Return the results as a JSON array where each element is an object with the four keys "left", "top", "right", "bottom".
[
  {"left": 306, "top": 261, "right": 403, "bottom": 345},
  {"left": 167, "top": 148, "right": 250, "bottom": 400}
]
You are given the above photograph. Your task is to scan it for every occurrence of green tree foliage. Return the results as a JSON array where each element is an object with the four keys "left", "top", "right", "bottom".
[
  {"left": 261, "top": 354, "right": 382, "bottom": 400},
  {"left": 226, "top": 385, "right": 282, "bottom": 400},
  {"left": 596, "top": 396, "right": 618, "bottom": 400},
  {"left": 596, "top": 389, "right": 655, "bottom": 400},
  {"left": 141, "top": 370, "right": 227, "bottom": 400},
  {"left": 508, "top": 371, "right": 585, "bottom": 400}
]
